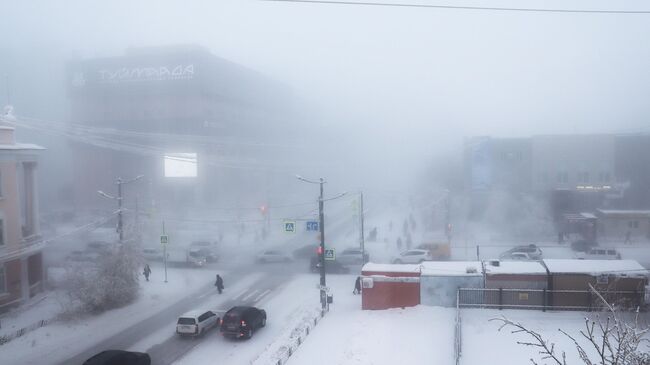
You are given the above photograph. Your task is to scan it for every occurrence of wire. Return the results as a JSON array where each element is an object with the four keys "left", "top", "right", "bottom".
[{"left": 261, "top": 0, "right": 650, "bottom": 14}]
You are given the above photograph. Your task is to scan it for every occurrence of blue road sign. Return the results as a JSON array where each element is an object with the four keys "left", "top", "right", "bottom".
[{"left": 306, "top": 221, "right": 319, "bottom": 232}]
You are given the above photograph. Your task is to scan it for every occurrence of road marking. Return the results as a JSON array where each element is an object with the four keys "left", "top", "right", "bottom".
[
  {"left": 233, "top": 289, "right": 248, "bottom": 300},
  {"left": 241, "top": 289, "right": 259, "bottom": 302},
  {"left": 254, "top": 289, "right": 271, "bottom": 302}
]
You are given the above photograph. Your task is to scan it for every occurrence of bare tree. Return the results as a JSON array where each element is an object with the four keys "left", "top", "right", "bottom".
[{"left": 491, "top": 284, "right": 649, "bottom": 365}]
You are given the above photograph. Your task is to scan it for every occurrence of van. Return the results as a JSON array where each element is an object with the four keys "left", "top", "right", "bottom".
[
  {"left": 579, "top": 248, "right": 621, "bottom": 260},
  {"left": 176, "top": 310, "right": 219, "bottom": 337},
  {"left": 417, "top": 242, "right": 451, "bottom": 260}
]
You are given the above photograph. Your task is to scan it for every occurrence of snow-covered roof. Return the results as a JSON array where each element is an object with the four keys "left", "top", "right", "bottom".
[
  {"left": 179, "top": 310, "right": 205, "bottom": 318},
  {"left": 0, "top": 142, "right": 45, "bottom": 151},
  {"left": 543, "top": 259, "right": 648, "bottom": 276},
  {"left": 362, "top": 263, "right": 421, "bottom": 273},
  {"left": 420, "top": 261, "right": 483, "bottom": 276},
  {"left": 596, "top": 209, "right": 650, "bottom": 217},
  {"left": 484, "top": 260, "right": 547, "bottom": 275},
  {"left": 579, "top": 212, "right": 597, "bottom": 219}
]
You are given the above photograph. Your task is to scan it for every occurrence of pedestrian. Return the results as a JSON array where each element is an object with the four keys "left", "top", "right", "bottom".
[
  {"left": 406, "top": 234, "right": 412, "bottom": 249},
  {"left": 353, "top": 276, "right": 361, "bottom": 295},
  {"left": 215, "top": 274, "right": 224, "bottom": 294},
  {"left": 624, "top": 231, "right": 631, "bottom": 244},
  {"left": 397, "top": 237, "right": 403, "bottom": 250},
  {"left": 143, "top": 264, "right": 151, "bottom": 282}
]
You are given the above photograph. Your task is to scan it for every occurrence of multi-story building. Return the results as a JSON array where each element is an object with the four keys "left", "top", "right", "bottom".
[
  {"left": 464, "top": 134, "right": 650, "bottom": 223},
  {"left": 0, "top": 123, "right": 44, "bottom": 311},
  {"left": 67, "top": 45, "right": 298, "bottom": 211}
]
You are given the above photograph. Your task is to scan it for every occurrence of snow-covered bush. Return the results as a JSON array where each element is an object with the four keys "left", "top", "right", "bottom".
[{"left": 63, "top": 244, "right": 140, "bottom": 313}]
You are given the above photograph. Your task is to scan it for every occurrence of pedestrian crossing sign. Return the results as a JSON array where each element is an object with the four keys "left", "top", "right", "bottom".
[
  {"left": 160, "top": 235, "right": 169, "bottom": 245},
  {"left": 284, "top": 220, "right": 296, "bottom": 233}
]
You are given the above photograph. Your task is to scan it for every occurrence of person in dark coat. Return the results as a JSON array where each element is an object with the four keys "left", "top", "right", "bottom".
[
  {"left": 353, "top": 276, "right": 361, "bottom": 295},
  {"left": 215, "top": 274, "right": 224, "bottom": 294},
  {"left": 143, "top": 264, "right": 151, "bottom": 282}
]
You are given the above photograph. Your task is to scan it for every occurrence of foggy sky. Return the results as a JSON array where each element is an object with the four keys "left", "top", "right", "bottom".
[{"left": 2, "top": 0, "right": 650, "bottom": 194}]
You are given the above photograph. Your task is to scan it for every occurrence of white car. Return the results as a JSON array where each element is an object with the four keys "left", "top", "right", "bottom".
[
  {"left": 392, "top": 249, "right": 432, "bottom": 264},
  {"left": 256, "top": 250, "right": 292, "bottom": 263},
  {"left": 576, "top": 248, "right": 621, "bottom": 260},
  {"left": 176, "top": 310, "right": 219, "bottom": 337},
  {"left": 337, "top": 248, "right": 370, "bottom": 265}
]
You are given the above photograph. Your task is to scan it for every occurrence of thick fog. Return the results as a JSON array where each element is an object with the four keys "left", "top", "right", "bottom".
[{"left": 2, "top": 0, "right": 650, "bottom": 228}]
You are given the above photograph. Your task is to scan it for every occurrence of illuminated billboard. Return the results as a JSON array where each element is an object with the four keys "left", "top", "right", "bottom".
[{"left": 164, "top": 153, "right": 198, "bottom": 178}]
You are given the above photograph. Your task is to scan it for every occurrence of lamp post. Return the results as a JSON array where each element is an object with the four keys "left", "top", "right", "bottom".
[
  {"left": 98, "top": 174, "right": 144, "bottom": 243},
  {"left": 297, "top": 175, "right": 328, "bottom": 310}
]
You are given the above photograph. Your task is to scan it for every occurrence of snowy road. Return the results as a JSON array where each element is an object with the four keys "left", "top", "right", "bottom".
[{"left": 56, "top": 260, "right": 311, "bottom": 365}]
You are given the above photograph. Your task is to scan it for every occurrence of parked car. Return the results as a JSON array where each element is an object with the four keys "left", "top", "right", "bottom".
[
  {"left": 570, "top": 239, "right": 598, "bottom": 252},
  {"left": 500, "top": 244, "right": 543, "bottom": 260},
  {"left": 256, "top": 249, "right": 292, "bottom": 263},
  {"left": 220, "top": 306, "right": 266, "bottom": 339},
  {"left": 86, "top": 240, "right": 112, "bottom": 253},
  {"left": 176, "top": 310, "right": 219, "bottom": 337},
  {"left": 142, "top": 247, "right": 163, "bottom": 261},
  {"left": 66, "top": 250, "right": 101, "bottom": 263},
  {"left": 190, "top": 241, "right": 219, "bottom": 262},
  {"left": 337, "top": 248, "right": 370, "bottom": 265},
  {"left": 310, "top": 256, "right": 351, "bottom": 273},
  {"left": 392, "top": 249, "right": 432, "bottom": 264},
  {"left": 501, "top": 252, "right": 534, "bottom": 261},
  {"left": 83, "top": 350, "right": 151, "bottom": 365},
  {"left": 293, "top": 244, "right": 318, "bottom": 259},
  {"left": 576, "top": 248, "right": 621, "bottom": 260},
  {"left": 166, "top": 248, "right": 206, "bottom": 267},
  {"left": 416, "top": 242, "right": 451, "bottom": 260}
]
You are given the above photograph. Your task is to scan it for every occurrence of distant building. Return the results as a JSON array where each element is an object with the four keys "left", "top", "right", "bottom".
[
  {"left": 463, "top": 134, "right": 650, "bottom": 222},
  {"left": 595, "top": 209, "right": 650, "bottom": 241},
  {"left": 67, "top": 45, "right": 297, "bottom": 210},
  {"left": 0, "top": 125, "right": 44, "bottom": 311}
]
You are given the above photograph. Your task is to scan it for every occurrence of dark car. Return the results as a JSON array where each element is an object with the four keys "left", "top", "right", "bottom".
[
  {"left": 293, "top": 244, "right": 318, "bottom": 259},
  {"left": 83, "top": 350, "right": 151, "bottom": 365},
  {"left": 571, "top": 239, "right": 598, "bottom": 252},
  {"left": 309, "top": 256, "right": 351, "bottom": 274},
  {"left": 220, "top": 306, "right": 266, "bottom": 339}
]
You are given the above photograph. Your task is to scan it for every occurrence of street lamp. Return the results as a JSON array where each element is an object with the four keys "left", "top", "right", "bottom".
[
  {"left": 98, "top": 175, "right": 144, "bottom": 243},
  {"left": 296, "top": 175, "right": 328, "bottom": 310}
]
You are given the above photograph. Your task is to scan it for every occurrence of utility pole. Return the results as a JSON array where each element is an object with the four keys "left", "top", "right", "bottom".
[
  {"left": 98, "top": 175, "right": 143, "bottom": 244},
  {"left": 318, "top": 178, "right": 326, "bottom": 310},
  {"left": 117, "top": 178, "right": 123, "bottom": 243},
  {"left": 359, "top": 191, "right": 365, "bottom": 261}
]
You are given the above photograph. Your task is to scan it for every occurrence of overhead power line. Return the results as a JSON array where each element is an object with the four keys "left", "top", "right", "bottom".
[{"left": 261, "top": 0, "right": 650, "bottom": 14}]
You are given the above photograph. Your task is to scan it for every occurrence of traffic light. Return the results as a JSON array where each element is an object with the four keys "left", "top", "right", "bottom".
[{"left": 317, "top": 246, "right": 323, "bottom": 255}]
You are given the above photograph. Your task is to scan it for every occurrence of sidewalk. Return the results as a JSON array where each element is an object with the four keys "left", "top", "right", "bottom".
[{"left": 0, "top": 267, "right": 231, "bottom": 365}]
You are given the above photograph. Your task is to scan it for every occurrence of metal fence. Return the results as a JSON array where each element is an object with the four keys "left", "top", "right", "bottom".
[
  {"left": 0, "top": 319, "right": 49, "bottom": 345},
  {"left": 458, "top": 288, "right": 644, "bottom": 311}
]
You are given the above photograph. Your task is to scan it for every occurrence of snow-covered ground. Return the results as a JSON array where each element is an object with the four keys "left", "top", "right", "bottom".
[
  {"left": 0, "top": 267, "right": 252, "bottom": 365},
  {"left": 287, "top": 275, "right": 456, "bottom": 365}
]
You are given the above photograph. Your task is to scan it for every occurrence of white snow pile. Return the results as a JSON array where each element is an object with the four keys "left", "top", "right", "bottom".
[{"left": 251, "top": 305, "right": 324, "bottom": 365}]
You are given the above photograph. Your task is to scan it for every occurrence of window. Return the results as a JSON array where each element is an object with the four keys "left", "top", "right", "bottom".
[
  {"left": 597, "top": 275, "right": 609, "bottom": 284},
  {"left": 629, "top": 221, "right": 639, "bottom": 229},
  {"left": 557, "top": 171, "right": 568, "bottom": 184}
]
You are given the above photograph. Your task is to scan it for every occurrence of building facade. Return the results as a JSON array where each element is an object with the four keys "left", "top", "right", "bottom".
[
  {"left": 0, "top": 125, "right": 44, "bottom": 311},
  {"left": 67, "top": 45, "right": 297, "bottom": 211}
]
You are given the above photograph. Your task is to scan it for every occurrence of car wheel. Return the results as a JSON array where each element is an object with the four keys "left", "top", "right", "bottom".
[
  {"left": 246, "top": 328, "right": 253, "bottom": 339},
  {"left": 393, "top": 259, "right": 402, "bottom": 264},
  {"left": 261, "top": 316, "right": 266, "bottom": 327}
]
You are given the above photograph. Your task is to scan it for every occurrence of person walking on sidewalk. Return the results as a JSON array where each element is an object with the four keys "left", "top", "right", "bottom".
[
  {"left": 143, "top": 264, "right": 151, "bottom": 282},
  {"left": 353, "top": 276, "right": 362, "bottom": 295},
  {"left": 215, "top": 274, "right": 224, "bottom": 294}
]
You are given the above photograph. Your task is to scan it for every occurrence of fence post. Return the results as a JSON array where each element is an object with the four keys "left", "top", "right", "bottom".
[
  {"left": 588, "top": 291, "right": 593, "bottom": 312},
  {"left": 542, "top": 289, "right": 547, "bottom": 312},
  {"left": 498, "top": 288, "right": 503, "bottom": 310}
]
